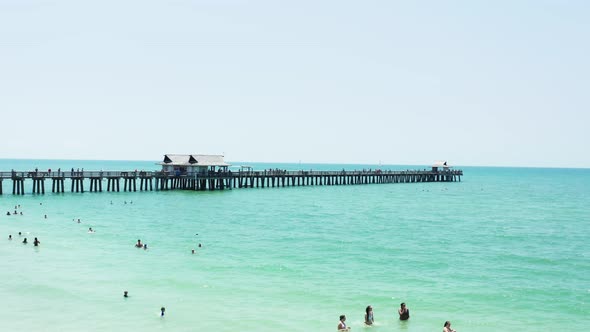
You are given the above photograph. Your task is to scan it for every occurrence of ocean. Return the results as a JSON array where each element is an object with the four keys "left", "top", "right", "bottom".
[{"left": 0, "top": 159, "right": 588, "bottom": 331}]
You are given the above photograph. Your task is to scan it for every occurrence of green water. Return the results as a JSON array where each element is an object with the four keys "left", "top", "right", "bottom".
[{"left": 0, "top": 160, "right": 588, "bottom": 331}]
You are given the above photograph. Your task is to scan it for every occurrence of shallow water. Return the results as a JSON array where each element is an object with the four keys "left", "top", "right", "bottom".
[{"left": 0, "top": 160, "right": 588, "bottom": 331}]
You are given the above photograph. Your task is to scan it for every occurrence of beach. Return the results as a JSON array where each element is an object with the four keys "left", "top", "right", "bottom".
[{"left": 0, "top": 160, "right": 588, "bottom": 331}]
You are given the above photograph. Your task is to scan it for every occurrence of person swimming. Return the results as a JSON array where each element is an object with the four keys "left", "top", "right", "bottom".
[
  {"left": 77, "top": 219, "right": 81, "bottom": 223},
  {"left": 398, "top": 302, "right": 410, "bottom": 320},
  {"left": 44, "top": 214, "right": 47, "bottom": 219},
  {"left": 8, "top": 235, "right": 12, "bottom": 240},
  {"left": 160, "top": 307, "right": 166, "bottom": 317},
  {"left": 365, "top": 305, "right": 374, "bottom": 325},
  {"left": 135, "top": 239, "right": 142, "bottom": 248},
  {"left": 6, "top": 211, "right": 10, "bottom": 216},
  {"left": 18, "top": 232, "right": 22, "bottom": 236},
  {"left": 124, "top": 291, "right": 129, "bottom": 298},
  {"left": 191, "top": 249, "right": 195, "bottom": 254},
  {"left": 33, "top": 237, "right": 40, "bottom": 246},
  {"left": 337, "top": 315, "right": 350, "bottom": 331},
  {"left": 22, "top": 238, "right": 28, "bottom": 244},
  {"left": 443, "top": 321, "right": 456, "bottom": 332},
  {"left": 88, "top": 228, "right": 95, "bottom": 233},
  {"left": 143, "top": 244, "right": 148, "bottom": 250}
]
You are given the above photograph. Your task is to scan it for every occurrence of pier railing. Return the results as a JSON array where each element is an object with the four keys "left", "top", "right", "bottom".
[
  {"left": 0, "top": 169, "right": 462, "bottom": 179},
  {"left": 0, "top": 168, "right": 463, "bottom": 195}
]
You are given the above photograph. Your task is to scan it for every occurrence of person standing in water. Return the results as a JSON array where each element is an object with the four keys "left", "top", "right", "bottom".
[
  {"left": 337, "top": 315, "right": 350, "bottom": 331},
  {"left": 365, "top": 305, "right": 374, "bottom": 325},
  {"left": 443, "top": 321, "right": 456, "bottom": 332},
  {"left": 160, "top": 307, "right": 166, "bottom": 317},
  {"left": 22, "top": 238, "right": 28, "bottom": 244},
  {"left": 398, "top": 302, "right": 410, "bottom": 320},
  {"left": 33, "top": 237, "right": 40, "bottom": 246},
  {"left": 135, "top": 239, "right": 142, "bottom": 248}
]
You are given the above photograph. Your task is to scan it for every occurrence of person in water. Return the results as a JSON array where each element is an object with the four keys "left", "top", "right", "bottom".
[
  {"left": 22, "top": 238, "right": 27, "bottom": 244},
  {"left": 143, "top": 244, "right": 148, "bottom": 250},
  {"left": 88, "top": 228, "right": 95, "bottom": 233},
  {"left": 337, "top": 315, "right": 350, "bottom": 331},
  {"left": 443, "top": 321, "right": 456, "bottom": 332},
  {"left": 8, "top": 235, "right": 12, "bottom": 240},
  {"left": 123, "top": 291, "right": 128, "bottom": 298},
  {"left": 364, "top": 305, "right": 374, "bottom": 325},
  {"left": 160, "top": 307, "right": 166, "bottom": 317},
  {"left": 135, "top": 239, "right": 142, "bottom": 248},
  {"left": 191, "top": 249, "right": 195, "bottom": 254},
  {"left": 398, "top": 302, "right": 410, "bottom": 320},
  {"left": 44, "top": 215, "right": 47, "bottom": 219},
  {"left": 6, "top": 211, "right": 10, "bottom": 216},
  {"left": 34, "top": 237, "right": 40, "bottom": 246}
]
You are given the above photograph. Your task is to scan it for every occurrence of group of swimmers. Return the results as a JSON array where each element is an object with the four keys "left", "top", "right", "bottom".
[
  {"left": 338, "top": 302, "right": 455, "bottom": 331},
  {"left": 8, "top": 233, "right": 41, "bottom": 247},
  {"left": 122, "top": 291, "right": 166, "bottom": 317}
]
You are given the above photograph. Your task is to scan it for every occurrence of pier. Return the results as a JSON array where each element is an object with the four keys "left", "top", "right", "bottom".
[{"left": 0, "top": 168, "right": 462, "bottom": 195}]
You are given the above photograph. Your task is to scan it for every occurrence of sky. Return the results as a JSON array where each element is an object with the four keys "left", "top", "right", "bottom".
[{"left": 1, "top": 0, "right": 588, "bottom": 168}]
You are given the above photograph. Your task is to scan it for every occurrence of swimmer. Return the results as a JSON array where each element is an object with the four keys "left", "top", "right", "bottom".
[
  {"left": 33, "top": 237, "right": 40, "bottom": 246},
  {"left": 14, "top": 210, "right": 17, "bottom": 215},
  {"left": 160, "top": 307, "right": 166, "bottom": 317},
  {"left": 198, "top": 243, "right": 202, "bottom": 248},
  {"left": 365, "top": 305, "right": 374, "bottom": 325},
  {"left": 18, "top": 232, "right": 22, "bottom": 236},
  {"left": 443, "top": 321, "right": 456, "bottom": 332},
  {"left": 88, "top": 227, "right": 95, "bottom": 233},
  {"left": 398, "top": 302, "right": 410, "bottom": 320},
  {"left": 20, "top": 212, "right": 23, "bottom": 215},
  {"left": 44, "top": 214, "right": 47, "bottom": 219},
  {"left": 8, "top": 235, "right": 12, "bottom": 240},
  {"left": 135, "top": 239, "right": 142, "bottom": 248},
  {"left": 6, "top": 211, "right": 10, "bottom": 216},
  {"left": 124, "top": 291, "right": 129, "bottom": 298},
  {"left": 143, "top": 244, "right": 148, "bottom": 250},
  {"left": 338, "top": 315, "right": 350, "bottom": 331},
  {"left": 77, "top": 219, "right": 81, "bottom": 223},
  {"left": 22, "top": 238, "right": 28, "bottom": 244},
  {"left": 110, "top": 201, "right": 113, "bottom": 205}
]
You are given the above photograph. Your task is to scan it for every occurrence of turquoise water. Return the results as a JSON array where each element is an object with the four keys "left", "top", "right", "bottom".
[{"left": 0, "top": 159, "right": 588, "bottom": 331}]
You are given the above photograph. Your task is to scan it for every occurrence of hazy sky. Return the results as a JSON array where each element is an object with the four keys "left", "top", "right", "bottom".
[{"left": 1, "top": 0, "right": 588, "bottom": 167}]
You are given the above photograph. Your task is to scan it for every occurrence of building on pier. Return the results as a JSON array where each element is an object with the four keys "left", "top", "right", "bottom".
[
  {"left": 432, "top": 160, "right": 451, "bottom": 172},
  {"left": 159, "top": 154, "right": 230, "bottom": 175}
]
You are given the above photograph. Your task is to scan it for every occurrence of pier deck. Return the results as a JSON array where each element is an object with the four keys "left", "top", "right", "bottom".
[{"left": 0, "top": 169, "right": 463, "bottom": 195}]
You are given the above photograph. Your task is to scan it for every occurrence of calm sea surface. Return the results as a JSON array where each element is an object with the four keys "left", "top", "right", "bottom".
[{"left": 0, "top": 159, "right": 588, "bottom": 331}]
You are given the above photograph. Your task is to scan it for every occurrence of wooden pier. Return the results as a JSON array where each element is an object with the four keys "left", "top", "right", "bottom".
[{"left": 0, "top": 169, "right": 462, "bottom": 195}]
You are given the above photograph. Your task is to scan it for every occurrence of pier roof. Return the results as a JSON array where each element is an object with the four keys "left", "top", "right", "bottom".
[
  {"left": 160, "top": 154, "right": 230, "bottom": 167},
  {"left": 432, "top": 161, "right": 451, "bottom": 168}
]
